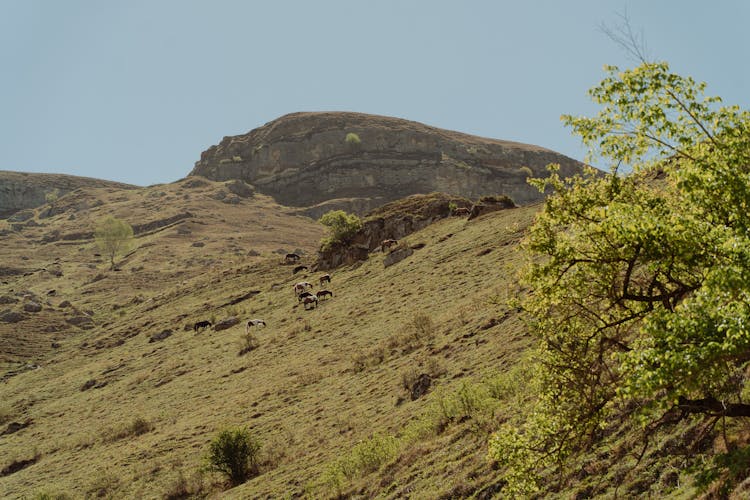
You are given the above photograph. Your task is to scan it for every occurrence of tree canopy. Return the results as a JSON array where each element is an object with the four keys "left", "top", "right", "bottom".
[
  {"left": 489, "top": 61, "right": 750, "bottom": 494},
  {"left": 319, "top": 210, "right": 363, "bottom": 250},
  {"left": 95, "top": 216, "right": 134, "bottom": 269}
]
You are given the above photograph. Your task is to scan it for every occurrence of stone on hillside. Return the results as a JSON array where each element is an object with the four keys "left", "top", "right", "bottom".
[
  {"left": 0, "top": 310, "right": 26, "bottom": 323},
  {"left": 191, "top": 241, "right": 205, "bottom": 248},
  {"left": 0, "top": 295, "right": 19, "bottom": 305},
  {"left": 23, "top": 301, "right": 42, "bottom": 313},
  {"left": 214, "top": 316, "right": 240, "bottom": 331},
  {"left": 383, "top": 245, "right": 414, "bottom": 268},
  {"left": 410, "top": 374, "right": 432, "bottom": 400},
  {"left": 468, "top": 195, "right": 516, "bottom": 221},
  {"left": 222, "top": 194, "right": 241, "bottom": 205},
  {"left": 182, "top": 178, "right": 209, "bottom": 189},
  {"left": 81, "top": 379, "right": 95, "bottom": 391},
  {"left": 66, "top": 315, "right": 95, "bottom": 329},
  {"left": 225, "top": 179, "right": 255, "bottom": 198},
  {"left": 149, "top": 329, "right": 173, "bottom": 343},
  {"left": 41, "top": 229, "right": 61, "bottom": 243},
  {"left": 8, "top": 210, "right": 35, "bottom": 223},
  {"left": 58, "top": 300, "right": 71, "bottom": 308},
  {"left": 2, "top": 420, "right": 32, "bottom": 435}
]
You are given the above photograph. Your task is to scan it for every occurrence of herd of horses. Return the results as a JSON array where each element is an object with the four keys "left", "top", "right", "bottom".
[{"left": 191, "top": 252, "right": 343, "bottom": 333}]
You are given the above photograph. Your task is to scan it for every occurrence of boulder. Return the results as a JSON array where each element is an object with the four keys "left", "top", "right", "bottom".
[
  {"left": 225, "top": 179, "right": 255, "bottom": 198},
  {"left": 383, "top": 246, "right": 414, "bottom": 268},
  {"left": 23, "top": 301, "right": 42, "bottom": 313},
  {"left": 149, "top": 329, "right": 173, "bottom": 343},
  {"left": 214, "top": 316, "right": 240, "bottom": 331},
  {"left": 7, "top": 210, "right": 35, "bottom": 223},
  {"left": 0, "top": 310, "right": 25, "bottom": 323},
  {"left": 66, "top": 315, "right": 95, "bottom": 329}
]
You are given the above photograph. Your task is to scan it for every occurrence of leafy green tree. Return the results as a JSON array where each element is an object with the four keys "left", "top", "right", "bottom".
[
  {"left": 205, "top": 427, "right": 261, "bottom": 486},
  {"left": 94, "top": 216, "right": 134, "bottom": 269},
  {"left": 319, "top": 210, "right": 363, "bottom": 250},
  {"left": 488, "top": 61, "right": 750, "bottom": 494}
]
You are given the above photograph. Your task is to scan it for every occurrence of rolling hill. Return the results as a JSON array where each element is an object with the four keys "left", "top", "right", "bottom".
[{"left": 0, "top": 176, "right": 535, "bottom": 498}]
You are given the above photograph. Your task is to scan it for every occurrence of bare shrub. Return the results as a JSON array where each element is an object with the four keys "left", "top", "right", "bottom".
[
  {"left": 162, "top": 470, "right": 206, "bottom": 500},
  {"left": 103, "top": 416, "right": 153, "bottom": 442},
  {"left": 85, "top": 470, "right": 121, "bottom": 498},
  {"left": 238, "top": 332, "right": 260, "bottom": 356}
]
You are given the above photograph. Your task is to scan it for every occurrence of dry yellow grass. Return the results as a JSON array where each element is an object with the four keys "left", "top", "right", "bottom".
[{"left": 0, "top": 178, "right": 538, "bottom": 498}]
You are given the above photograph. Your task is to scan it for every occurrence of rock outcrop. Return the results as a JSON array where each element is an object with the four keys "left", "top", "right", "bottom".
[
  {"left": 316, "top": 192, "right": 472, "bottom": 270},
  {"left": 190, "top": 112, "right": 585, "bottom": 215},
  {"left": 0, "top": 171, "right": 135, "bottom": 219}
]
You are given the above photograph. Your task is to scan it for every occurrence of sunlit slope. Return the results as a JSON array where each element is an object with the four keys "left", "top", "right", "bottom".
[{"left": 0, "top": 192, "right": 536, "bottom": 498}]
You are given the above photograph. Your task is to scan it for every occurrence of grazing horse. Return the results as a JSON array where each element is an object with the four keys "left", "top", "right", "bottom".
[
  {"left": 293, "top": 282, "right": 313, "bottom": 295},
  {"left": 318, "top": 274, "right": 331, "bottom": 286},
  {"left": 452, "top": 207, "right": 471, "bottom": 216},
  {"left": 297, "top": 291, "right": 314, "bottom": 302},
  {"left": 316, "top": 290, "right": 333, "bottom": 300},
  {"left": 381, "top": 239, "right": 398, "bottom": 252},
  {"left": 193, "top": 320, "right": 212, "bottom": 332},
  {"left": 302, "top": 295, "right": 318, "bottom": 310},
  {"left": 246, "top": 319, "right": 266, "bottom": 333},
  {"left": 293, "top": 265, "right": 308, "bottom": 275},
  {"left": 284, "top": 253, "right": 301, "bottom": 264}
]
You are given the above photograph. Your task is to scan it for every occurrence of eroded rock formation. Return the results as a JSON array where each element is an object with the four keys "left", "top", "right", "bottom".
[{"left": 190, "top": 112, "right": 585, "bottom": 214}]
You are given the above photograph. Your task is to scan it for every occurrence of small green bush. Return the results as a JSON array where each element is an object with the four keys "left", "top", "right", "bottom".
[
  {"left": 321, "top": 434, "right": 399, "bottom": 493},
  {"left": 319, "top": 210, "right": 363, "bottom": 250},
  {"left": 344, "top": 132, "right": 361, "bottom": 145},
  {"left": 205, "top": 427, "right": 261, "bottom": 486}
]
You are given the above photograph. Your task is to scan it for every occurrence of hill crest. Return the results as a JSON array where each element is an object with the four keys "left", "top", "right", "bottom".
[{"left": 190, "top": 111, "right": 584, "bottom": 214}]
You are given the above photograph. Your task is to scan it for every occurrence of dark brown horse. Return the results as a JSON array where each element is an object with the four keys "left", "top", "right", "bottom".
[{"left": 193, "top": 320, "right": 212, "bottom": 332}]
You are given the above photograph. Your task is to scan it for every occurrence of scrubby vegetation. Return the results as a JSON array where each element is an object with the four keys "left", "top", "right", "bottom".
[
  {"left": 318, "top": 209, "right": 363, "bottom": 250},
  {"left": 205, "top": 427, "right": 261, "bottom": 486}
]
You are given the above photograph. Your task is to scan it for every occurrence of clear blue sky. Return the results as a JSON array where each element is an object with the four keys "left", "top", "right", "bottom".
[{"left": 2, "top": 1, "right": 748, "bottom": 186}]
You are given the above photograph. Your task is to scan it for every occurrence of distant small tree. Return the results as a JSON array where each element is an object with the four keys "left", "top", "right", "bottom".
[
  {"left": 205, "top": 427, "right": 261, "bottom": 486},
  {"left": 344, "top": 132, "right": 361, "bottom": 145},
  {"left": 94, "top": 216, "right": 134, "bottom": 270},
  {"left": 319, "top": 210, "right": 363, "bottom": 250}
]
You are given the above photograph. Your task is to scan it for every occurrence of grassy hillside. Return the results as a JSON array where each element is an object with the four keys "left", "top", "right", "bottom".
[{"left": 0, "top": 179, "right": 538, "bottom": 498}]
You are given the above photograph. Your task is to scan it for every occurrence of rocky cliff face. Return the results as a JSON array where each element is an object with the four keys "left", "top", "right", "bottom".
[
  {"left": 190, "top": 112, "right": 585, "bottom": 214},
  {"left": 0, "top": 171, "right": 135, "bottom": 219},
  {"left": 315, "top": 192, "right": 473, "bottom": 270}
]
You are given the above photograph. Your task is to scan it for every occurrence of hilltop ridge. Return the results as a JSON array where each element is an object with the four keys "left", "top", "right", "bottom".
[
  {"left": 0, "top": 170, "right": 136, "bottom": 219},
  {"left": 190, "top": 111, "right": 585, "bottom": 214}
]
